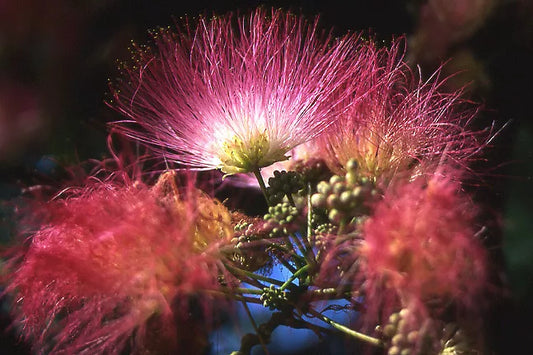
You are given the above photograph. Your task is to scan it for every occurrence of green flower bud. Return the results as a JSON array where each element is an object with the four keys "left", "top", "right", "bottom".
[
  {"left": 388, "top": 346, "right": 400, "bottom": 355},
  {"left": 317, "top": 181, "right": 331, "bottom": 195},
  {"left": 326, "top": 194, "right": 340, "bottom": 209},
  {"left": 339, "top": 190, "right": 354, "bottom": 207},
  {"left": 328, "top": 209, "right": 343, "bottom": 224},
  {"left": 406, "top": 331, "right": 418, "bottom": 344},
  {"left": 389, "top": 313, "right": 400, "bottom": 325},
  {"left": 392, "top": 334, "right": 406, "bottom": 347},
  {"left": 311, "top": 193, "right": 326, "bottom": 208},
  {"left": 332, "top": 181, "right": 346, "bottom": 195},
  {"left": 329, "top": 175, "right": 344, "bottom": 185},
  {"left": 346, "top": 158, "right": 358, "bottom": 172}
]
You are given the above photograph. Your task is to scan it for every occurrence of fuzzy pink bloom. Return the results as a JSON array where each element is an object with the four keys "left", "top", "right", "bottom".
[
  {"left": 109, "top": 8, "right": 367, "bottom": 174},
  {"left": 5, "top": 172, "right": 234, "bottom": 354},
  {"left": 318, "top": 38, "right": 490, "bottom": 180},
  {"left": 359, "top": 172, "right": 488, "bottom": 327}
]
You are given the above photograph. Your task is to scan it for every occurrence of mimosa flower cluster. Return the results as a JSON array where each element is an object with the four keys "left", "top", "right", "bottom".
[
  {"left": 4, "top": 170, "right": 235, "bottom": 354},
  {"left": 110, "top": 9, "right": 370, "bottom": 175},
  {"left": 3, "top": 8, "right": 496, "bottom": 355}
]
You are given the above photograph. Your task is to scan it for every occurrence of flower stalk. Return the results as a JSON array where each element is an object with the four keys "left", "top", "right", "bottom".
[
  {"left": 280, "top": 264, "right": 311, "bottom": 291},
  {"left": 307, "top": 309, "right": 383, "bottom": 347},
  {"left": 253, "top": 168, "right": 270, "bottom": 205}
]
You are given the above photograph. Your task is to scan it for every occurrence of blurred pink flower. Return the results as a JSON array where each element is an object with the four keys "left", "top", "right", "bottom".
[
  {"left": 109, "top": 8, "right": 366, "bottom": 175},
  {"left": 317, "top": 38, "right": 490, "bottom": 181},
  {"left": 0, "top": 81, "right": 44, "bottom": 161},
  {"left": 410, "top": 0, "right": 495, "bottom": 66},
  {"left": 5, "top": 171, "right": 234, "bottom": 354},
  {"left": 359, "top": 172, "right": 488, "bottom": 328}
]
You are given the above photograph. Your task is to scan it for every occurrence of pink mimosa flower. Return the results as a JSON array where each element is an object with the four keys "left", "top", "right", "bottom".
[
  {"left": 5, "top": 171, "right": 234, "bottom": 354},
  {"left": 109, "top": 8, "right": 366, "bottom": 175},
  {"left": 359, "top": 172, "right": 488, "bottom": 328},
  {"left": 318, "top": 38, "right": 490, "bottom": 181}
]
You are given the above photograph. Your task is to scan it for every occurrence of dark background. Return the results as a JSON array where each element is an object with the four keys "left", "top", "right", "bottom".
[{"left": 1, "top": 1, "right": 532, "bottom": 354}]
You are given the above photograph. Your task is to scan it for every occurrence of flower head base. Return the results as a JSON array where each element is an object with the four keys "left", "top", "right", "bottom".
[
  {"left": 109, "top": 8, "right": 366, "bottom": 174},
  {"left": 4, "top": 171, "right": 234, "bottom": 354},
  {"left": 226, "top": 140, "right": 323, "bottom": 189},
  {"left": 219, "top": 130, "right": 288, "bottom": 174}
]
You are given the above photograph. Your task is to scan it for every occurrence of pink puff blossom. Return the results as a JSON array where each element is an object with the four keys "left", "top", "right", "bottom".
[
  {"left": 109, "top": 8, "right": 367, "bottom": 175},
  {"left": 4, "top": 171, "right": 234, "bottom": 354},
  {"left": 359, "top": 171, "right": 488, "bottom": 329},
  {"left": 318, "top": 38, "right": 490, "bottom": 181}
]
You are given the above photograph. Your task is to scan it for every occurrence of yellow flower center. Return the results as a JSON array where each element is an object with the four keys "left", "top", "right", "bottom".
[
  {"left": 192, "top": 195, "right": 233, "bottom": 251},
  {"left": 219, "top": 131, "right": 288, "bottom": 175}
]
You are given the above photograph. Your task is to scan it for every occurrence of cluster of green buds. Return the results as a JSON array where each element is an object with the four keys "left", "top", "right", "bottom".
[
  {"left": 291, "top": 158, "right": 332, "bottom": 185},
  {"left": 380, "top": 309, "right": 478, "bottom": 355},
  {"left": 310, "top": 159, "right": 377, "bottom": 227},
  {"left": 314, "top": 220, "right": 336, "bottom": 235},
  {"left": 264, "top": 202, "right": 301, "bottom": 236},
  {"left": 265, "top": 170, "right": 305, "bottom": 205},
  {"left": 260, "top": 284, "right": 289, "bottom": 311},
  {"left": 233, "top": 220, "right": 258, "bottom": 247},
  {"left": 381, "top": 309, "right": 427, "bottom": 355},
  {"left": 231, "top": 219, "right": 272, "bottom": 272}
]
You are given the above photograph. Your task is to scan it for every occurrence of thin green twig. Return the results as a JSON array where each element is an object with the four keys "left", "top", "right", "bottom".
[
  {"left": 233, "top": 287, "right": 264, "bottom": 295},
  {"left": 305, "top": 182, "right": 316, "bottom": 262},
  {"left": 307, "top": 308, "right": 383, "bottom": 347},
  {"left": 280, "top": 264, "right": 310, "bottom": 291},
  {"left": 225, "top": 263, "right": 284, "bottom": 286},
  {"left": 204, "top": 290, "right": 263, "bottom": 304},
  {"left": 241, "top": 300, "right": 269, "bottom": 355},
  {"left": 253, "top": 168, "right": 269, "bottom": 205},
  {"left": 286, "top": 192, "right": 296, "bottom": 207}
]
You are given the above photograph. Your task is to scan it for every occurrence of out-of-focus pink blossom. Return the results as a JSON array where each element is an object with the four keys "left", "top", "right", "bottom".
[
  {"left": 318, "top": 38, "right": 490, "bottom": 182},
  {"left": 358, "top": 172, "right": 488, "bottom": 329},
  {"left": 4, "top": 171, "right": 234, "bottom": 354},
  {"left": 410, "top": 0, "right": 495, "bottom": 66},
  {"left": 0, "top": 81, "right": 44, "bottom": 161},
  {"left": 109, "top": 8, "right": 367, "bottom": 175},
  {"left": 428, "top": 0, "right": 494, "bottom": 39}
]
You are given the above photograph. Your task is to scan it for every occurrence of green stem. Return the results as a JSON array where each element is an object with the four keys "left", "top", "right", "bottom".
[
  {"left": 234, "top": 288, "right": 264, "bottom": 295},
  {"left": 268, "top": 236, "right": 304, "bottom": 272},
  {"left": 306, "top": 289, "right": 363, "bottom": 304},
  {"left": 253, "top": 168, "right": 270, "bottom": 205},
  {"left": 308, "top": 309, "right": 383, "bottom": 347},
  {"left": 308, "top": 288, "right": 353, "bottom": 297},
  {"left": 307, "top": 182, "right": 313, "bottom": 242},
  {"left": 287, "top": 236, "right": 311, "bottom": 270},
  {"left": 241, "top": 300, "right": 269, "bottom": 355},
  {"left": 305, "top": 182, "right": 316, "bottom": 261},
  {"left": 288, "top": 234, "right": 307, "bottom": 260},
  {"left": 205, "top": 290, "right": 263, "bottom": 304},
  {"left": 266, "top": 243, "right": 305, "bottom": 270},
  {"left": 280, "top": 264, "right": 310, "bottom": 291},
  {"left": 311, "top": 287, "right": 338, "bottom": 295},
  {"left": 276, "top": 254, "right": 298, "bottom": 274},
  {"left": 264, "top": 242, "right": 297, "bottom": 273},
  {"left": 225, "top": 263, "right": 284, "bottom": 286}
]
